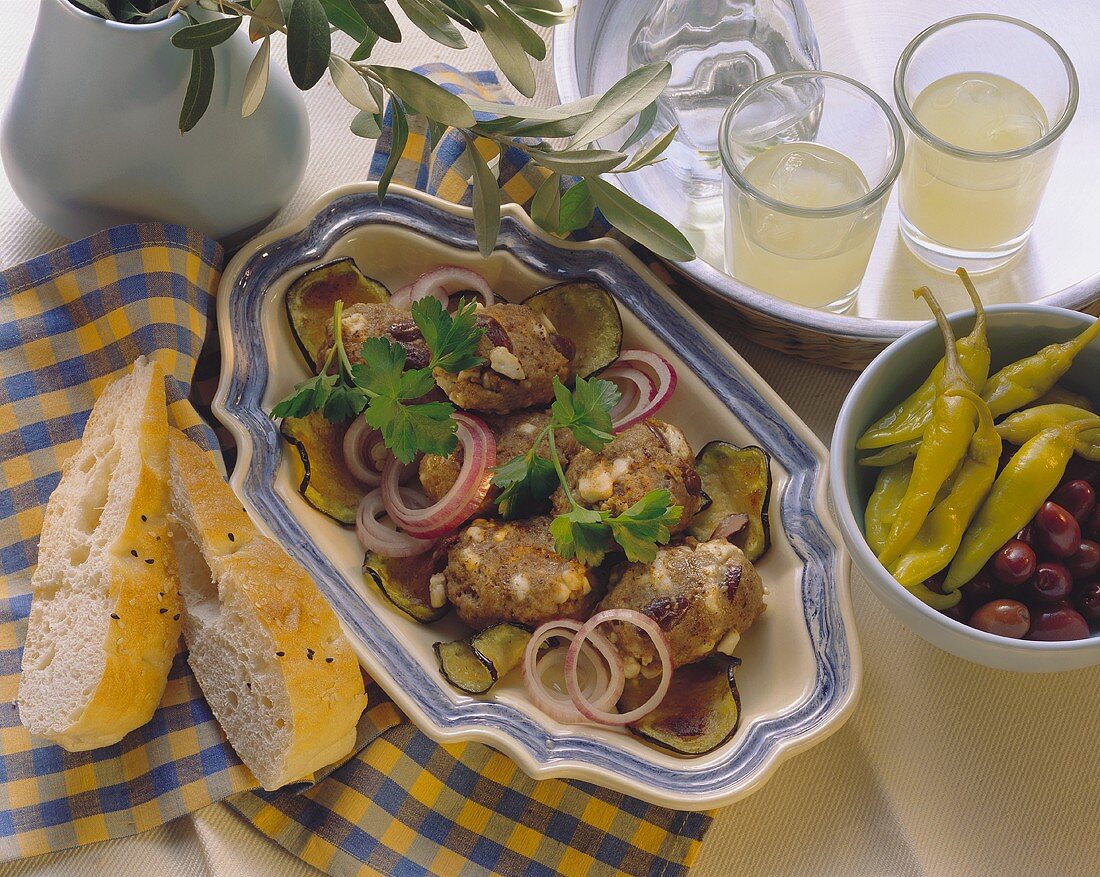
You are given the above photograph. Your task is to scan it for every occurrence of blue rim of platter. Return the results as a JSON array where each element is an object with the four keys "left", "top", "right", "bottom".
[{"left": 219, "top": 188, "right": 854, "bottom": 801}]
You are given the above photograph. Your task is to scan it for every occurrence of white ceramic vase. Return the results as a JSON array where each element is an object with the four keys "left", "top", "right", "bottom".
[{"left": 1, "top": 0, "right": 310, "bottom": 245}]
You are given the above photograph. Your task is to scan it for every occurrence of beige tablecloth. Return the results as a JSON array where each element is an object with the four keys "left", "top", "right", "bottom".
[{"left": 2, "top": 3, "right": 1099, "bottom": 876}]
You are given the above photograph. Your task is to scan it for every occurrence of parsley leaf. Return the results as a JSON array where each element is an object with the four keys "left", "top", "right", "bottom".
[
  {"left": 606, "top": 490, "right": 682, "bottom": 563},
  {"left": 271, "top": 372, "right": 338, "bottom": 420},
  {"left": 493, "top": 450, "right": 558, "bottom": 519},
  {"left": 550, "top": 506, "right": 610, "bottom": 567},
  {"left": 412, "top": 296, "right": 485, "bottom": 374},
  {"left": 322, "top": 382, "right": 369, "bottom": 423},
  {"left": 364, "top": 397, "right": 457, "bottom": 463},
  {"left": 550, "top": 376, "right": 619, "bottom": 450},
  {"left": 350, "top": 336, "right": 408, "bottom": 397}
]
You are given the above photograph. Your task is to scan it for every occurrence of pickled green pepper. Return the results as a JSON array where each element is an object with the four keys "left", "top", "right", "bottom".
[
  {"left": 995, "top": 403, "right": 1100, "bottom": 462},
  {"left": 945, "top": 416, "right": 1100, "bottom": 590},
  {"left": 877, "top": 288, "right": 980, "bottom": 568},
  {"left": 858, "top": 437, "right": 922, "bottom": 467},
  {"left": 856, "top": 269, "right": 989, "bottom": 450},
  {"left": 865, "top": 460, "right": 914, "bottom": 555}
]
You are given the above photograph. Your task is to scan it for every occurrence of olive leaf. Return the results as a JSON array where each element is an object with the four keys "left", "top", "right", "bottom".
[
  {"left": 171, "top": 16, "right": 242, "bottom": 49},
  {"left": 376, "top": 99, "right": 408, "bottom": 202},
  {"left": 587, "top": 177, "right": 694, "bottom": 262},
  {"left": 72, "top": 0, "right": 116, "bottom": 18},
  {"left": 179, "top": 46, "right": 215, "bottom": 133},
  {"left": 395, "top": 0, "right": 467, "bottom": 49},
  {"left": 557, "top": 180, "right": 595, "bottom": 234},
  {"left": 569, "top": 63, "right": 673, "bottom": 147},
  {"left": 371, "top": 66, "right": 475, "bottom": 128},
  {"left": 479, "top": 6, "right": 536, "bottom": 97},
  {"left": 350, "top": 30, "right": 379, "bottom": 61},
  {"left": 523, "top": 146, "right": 625, "bottom": 176},
  {"left": 509, "top": 4, "right": 573, "bottom": 27},
  {"left": 351, "top": 110, "right": 383, "bottom": 139},
  {"left": 320, "top": 0, "right": 369, "bottom": 42},
  {"left": 349, "top": 0, "right": 401, "bottom": 42},
  {"left": 329, "top": 56, "right": 378, "bottom": 112},
  {"left": 241, "top": 36, "right": 271, "bottom": 118},
  {"left": 617, "top": 126, "right": 677, "bottom": 173},
  {"left": 427, "top": 119, "right": 449, "bottom": 150},
  {"left": 621, "top": 101, "right": 658, "bottom": 151},
  {"left": 464, "top": 135, "right": 501, "bottom": 258},
  {"left": 484, "top": 0, "right": 546, "bottom": 61},
  {"left": 439, "top": 0, "right": 483, "bottom": 29},
  {"left": 530, "top": 173, "right": 561, "bottom": 233},
  {"left": 287, "top": 0, "right": 331, "bottom": 89},
  {"left": 248, "top": 0, "right": 284, "bottom": 40},
  {"left": 462, "top": 94, "right": 600, "bottom": 123}
]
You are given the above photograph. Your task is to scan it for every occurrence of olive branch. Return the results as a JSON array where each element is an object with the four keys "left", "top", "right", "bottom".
[{"left": 71, "top": 0, "right": 694, "bottom": 261}]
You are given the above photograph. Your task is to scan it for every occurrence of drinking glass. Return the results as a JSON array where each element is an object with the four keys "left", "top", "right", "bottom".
[
  {"left": 894, "top": 15, "right": 1079, "bottom": 273},
  {"left": 719, "top": 71, "right": 903, "bottom": 313}
]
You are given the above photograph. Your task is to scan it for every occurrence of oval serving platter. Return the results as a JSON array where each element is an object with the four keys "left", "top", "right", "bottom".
[{"left": 213, "top": 184, "right": 859, "bottom": 810}]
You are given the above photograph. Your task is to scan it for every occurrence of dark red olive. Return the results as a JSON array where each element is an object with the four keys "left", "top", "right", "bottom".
[
  {"left": 1016, "top": 522, "right": 1035, "bottom": 545},
  {"left": 992, "top": 540, "right": 1037, "bottom": 587},
  {"left": 1077, "top": 582, "right": 1100, "bottom": 626},
  {"left": 1024, "top": 562, "right": 1074, "bottom": 604},
  {"left": 941, "top": 602, "right": 969, "bottom": 624},
  {"left": 1052, "top": 480, "right": 1096, "bottom": 523},
  {"left": 1027, "top": 605, "right": 1091, "bottom": 641},
  {"left": 961, "top": 569, "right": 999, "bottom": 606},
  {"left": 1088, "top": 505, "right": 1100, "bottom": 542},
  {"left": 1035, "top": 502, "right": 1083, "bottom": 559},
  {"left": 1066, "top": 540, "right": 1100, "bottom": 581},
  {"left": 1063, "top": 456, "right": 1100, "bottom": 488},
  {"left": 969, "top": 599, "right": 1030, "bottom": 638}
]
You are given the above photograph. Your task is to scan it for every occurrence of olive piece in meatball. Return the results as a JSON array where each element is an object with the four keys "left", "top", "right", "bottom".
[
  {"left": 597, "top": 540, "right": 764, "bottom": 677},
  {"left": 553, "top": 420, "right": 702, "bottom": 534},
  {"left": 434, "top": 303, "right": 574, "bottom": 414},
  {"left": 420, "top": 409, "right": 582, "bottom": 519},
  {"left": 315, "top": 302, "right": 431, "bottom": 372},
  {"left": 440, "top": 517, "right": 601, "bottom": 630}
]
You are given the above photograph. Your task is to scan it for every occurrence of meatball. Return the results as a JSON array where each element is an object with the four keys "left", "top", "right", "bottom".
[
  {"left": 419, "top": 409, "right": 582, "bottom": 518},
  {"left": 315, "top": 302, "right": 430, "bottom": 371},
  {"left": 598, "top": 540, "right": 765, "bottom": 676},
  {"left": 434, "top": 303, "right": 574, "bottom": 413},
  {"left": 553, "top": 420, "right": 702, "bottom": 534},
  {"left": 440, "top": 517, "right": 601, "bottom": 630}
]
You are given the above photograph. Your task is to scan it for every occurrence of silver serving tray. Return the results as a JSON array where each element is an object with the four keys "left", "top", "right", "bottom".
[{"left": 554, "top": 0, "right": 1100, "bottom": 357}]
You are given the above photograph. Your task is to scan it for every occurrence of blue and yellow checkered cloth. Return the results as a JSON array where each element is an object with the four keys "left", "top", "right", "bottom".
[{"left": 0, "top": 72, "right": 711, "bottom": 877}]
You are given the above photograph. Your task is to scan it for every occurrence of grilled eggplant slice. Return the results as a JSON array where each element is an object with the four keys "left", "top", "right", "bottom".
[
  {"left": 434, "top": 623, "right": 532, "bottom": 694},
  {"left": 687, "top": 442, "right": 772, "bottom": 561},
  {"left": 619, "top": 655, "right": 742, "bottom": 755},
  {"left": 280, "top": 411, "right": 363, "bottom": 525},
  {"left": 523, "top": 281, "right": 623, "bottom": 378},
  {"left": 364, "top": 547, "right": 450, "bottom": 623},
  {"left": 286, "top": 258, "right": 389, "bottom": 367}
]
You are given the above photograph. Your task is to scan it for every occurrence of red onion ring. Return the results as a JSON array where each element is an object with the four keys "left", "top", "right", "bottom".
[
  {"left": 565, "top": 609, "right": 672, "bottom": 726},
  {"left": 522, "top": 620, "right": 625, "bottom": 724},
  {"left": 355, "top": 487, "right": 435, "bottom": 558},
  {"left": 607, "top": 368, "right": 655, "bottom": 423},
  {"left": 389, "top": 283, "right": 416, "bottom": 310},
  {"left": 711, "top": 513, "right": 750, "bottom": 542},
  {"left": 342, "top": 416, "right": 390, "bottom": 486},
  {"left": 410, "top": 265, "right": 495, "bottom": 308},
  {"left": 380, "top": 413, "right": 496, "bottom": 538},
  {"left": 603, "top": 350, "right": 677, "bottom": 432}
]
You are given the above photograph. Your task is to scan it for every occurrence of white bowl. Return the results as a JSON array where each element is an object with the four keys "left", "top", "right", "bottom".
[{"left": 831, "top": 304, "right": 1100, "bottom": 672}]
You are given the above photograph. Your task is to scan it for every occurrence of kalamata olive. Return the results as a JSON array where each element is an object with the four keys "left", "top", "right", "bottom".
[
  {"left": 961, "top": 569, "right": 999, "bottom": 606},
  {"left": 1052, "top": 480, "right": 1096, "bottom": 523},
  {"left": 1016, "top": 522, "right": 1035, "bottom": 545},
  {"left": 1063, "top": 456, "right": 1100, "bottom": 488},
  {"left": 1077, "top": 582, "right": 1100, "bottom": 626},
  {"left": 1088, "top": 505, "right": 1100, "bottom": 542},
  {"left": 1035, "top": 502, "right": 1083, "bottom": 559},
  {"left": 969, "top": 599, "right": 1030, "bottom": 638},
  {"left": 1027, "top": 605, "right": 1091, "bottom": 641},
  {"left": 1024, "top": 562, "right": 1074, "bottom": 604},
  {"left": 941, "top": 602, "right": 969, "bottom": 624},
  {"left": 1066, "top": 540, "right": 1100, "bottom": 581},
  {"left": 992, "top": 540, "right": 1037, "bottom": 587}
]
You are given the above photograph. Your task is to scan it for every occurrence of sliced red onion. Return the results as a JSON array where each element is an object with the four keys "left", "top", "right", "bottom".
[
  {"left": 603, "top": 350, "right": 677, "bottom": 432},
  {"left": 410, "top": 265, "right": 495, "bottom": 308},
  {"left": 565, "top": 609, "right": 672, "bottom": 726},
  {"left": 380, "top": 413, "right": 496, "bottom": 538},
  {"left": 389, "top": 283, "right": 416, "bottom": 310},
  {"left": 607, "top": 368, "right": 655, "bottom": 423},
  {"left": 356, "top": 487, "right": 435, "bottom": 558},
  {"left": 342, "top": 415, "right": 389, "bottom": 486},
  {"left": 522, "top": 620, "right": 624, "bottom": 724},
  {"left": 711, "top": 513, "right": 750, "bottom": 542}
]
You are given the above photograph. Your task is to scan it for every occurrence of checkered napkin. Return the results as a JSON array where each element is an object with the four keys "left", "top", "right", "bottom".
[{"left": 0, "top": 73, "right": 711, "bottom": 877}]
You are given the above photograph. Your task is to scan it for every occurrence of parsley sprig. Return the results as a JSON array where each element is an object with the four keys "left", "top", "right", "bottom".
[
  {"left": 271, "top": 297, "right": 484, "bottom": 463},
  {"left": 492, "top": 376, "right": 682, "bottom": 566}
]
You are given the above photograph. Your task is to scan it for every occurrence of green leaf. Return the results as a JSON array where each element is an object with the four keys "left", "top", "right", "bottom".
[
  {"left": 412, "top": 296, "right": 485, "bottom": 374},
  {"left": 462, "top": 94, "right": 599, "bottom": 122},
  {"left": 606, "top": 489, "right": 681, "bottom": 562},
  {"left": 510, "top": 0, "right": 564, "bottom": 11},
  {"left": 371, "top": 66, "right": 476, "bottom": 128},
  {"left": 71, "top": 0, "right": 115, "bottom": 19},
  {"left": 427, "top": 119, "right": 449, "bottom": 150},
  {"left": 351, "top": 110, "right": 382, "bottom": 139},
  {"left": 171, "top": 16, "right": 242, "bottom": 49},
  {"left": 179, "top": 46, "right": 215, "bottom": 133},
  {"left": 479, "top": 7, "right": 535, "bottom": 97},
  {"left": 617, "top": 125, "right": 677, "bottom": 173},
  {"left": 350, "top": 30, "right": 379, "bottom": 61},
  {"left": 376, "top": 99, "right": 408, "bottom": 202},
  {"left": 551, "top": 507, "right": 610, "bottom": 567},
  {"left": 319, "top": 0, "right": 369, "bottom": 42},
  {"left": 464, "top": 136, "right": 501, "bottom": 258},
  {"left": 364, "top": 396, "right": 457, "bottom": 462},
  {"left": 569, "top": 62, "right": 672, "bottom": 147},
  {"left": 350, "top": 336, "right": 406, "bottom": 395},
  {"left": 530, "top": 173, "right": 561, "bottom": 233},
  {"left": 438, "top": 0, "right": 482, "bottom": 29},
  {"left": 587, "top": 176, "right": 695, "bottom": 262},
  {"left": 523, "top": 145, "right": 625, "bottom": 176},
  {"left": 322, "top": 382, "right": 370, "bottom": 422},
  {"left": 249, "top": 0, "right": 283, "bottom": 40},
  {"left": 241, "top": 37, "right": 270, "bottom": 118},
  {"left": 395, "top": 0, "right": 467, "bottom": 49},
  {"left": 493, "top": 451, "right": 558, "bottom": 519},
  {"left": 509, "top": 4, "right": 574, "bottom": 27},
  {"left": 271, "top": 372, "right": 338, "bottom": 420},
  {"left": 349, "top": 0, "right": 401, "bottom": 41},
  {"left": 287, "top": 0, "right": 331, "bottom": 89},
  {"left": 328, "top": 56, "right": 378, "bottom": 112},
  {"left": 484, "top": 0, "right": 546, "bottom": 60},
  {"left": 550, "top": 375, "right": 618, "bottom": 450},
  {"left": 621, "top": 100, "right": 657, "bottom": 151},
  {"left": 557, "top": 180, "right": 595, "bottom": 234},
  {"left": 495, "top": 112, "right": 594, "bottom": 139}
]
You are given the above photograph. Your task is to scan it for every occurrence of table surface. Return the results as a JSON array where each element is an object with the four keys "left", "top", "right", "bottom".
[{"left": 2, "top": 4, "right": 1099, "bottom": 877}]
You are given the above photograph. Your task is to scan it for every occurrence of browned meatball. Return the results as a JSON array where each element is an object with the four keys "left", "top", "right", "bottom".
[
  {"left": 552, "top": 420, "right": 702, "bottom": 534},
  {"left": 439, "top": 517, "right": 601, "bottom": 630},
  {"left": 434, "top": 303, "right": 574, "bottom": 414},
  {"left": 315, "top": 302, "right": 430, "bottom": 372},
  {"left": 419, "top": 409, "right": 582, "bottom": 518},
  {"left": 598, "top": 540, "right": 764, "bottom": 676}
]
